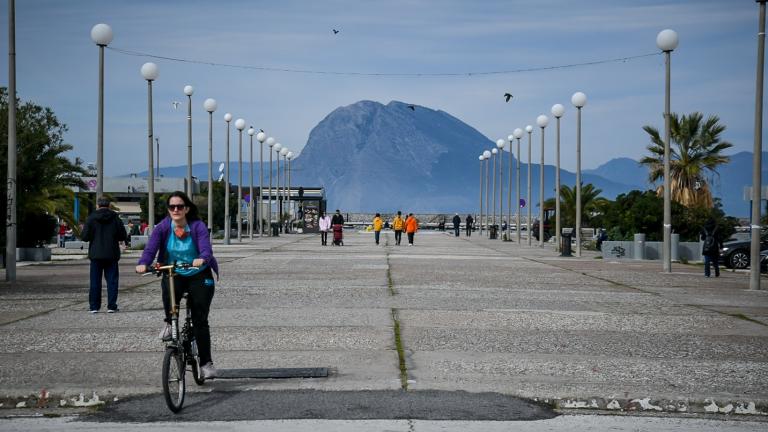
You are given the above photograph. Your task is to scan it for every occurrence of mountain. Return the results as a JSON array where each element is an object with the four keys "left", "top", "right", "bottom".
[
  {"left": 584, "top": 157, "right": 648, "bottom": 189},
  {"left": 124, "top": 101, "right": 765, "bottom": 217}
]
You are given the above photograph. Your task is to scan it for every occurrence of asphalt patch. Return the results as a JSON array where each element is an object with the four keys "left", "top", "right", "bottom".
[{"left": 86, "top": 389, "right": 556, "bottom": 422}]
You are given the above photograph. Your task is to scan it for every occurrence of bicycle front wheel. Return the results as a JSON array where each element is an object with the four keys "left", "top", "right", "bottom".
[{"left": 162, "top": 347, "right": 186, "bottom": 413}]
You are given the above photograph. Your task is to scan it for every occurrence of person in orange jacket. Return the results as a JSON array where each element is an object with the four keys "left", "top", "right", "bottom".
[
  {"left": 372, "top": 213, "right": 383, "bottom": 245},
  {"left": 392, "top": 211, "right": 405, "bottom": 245},
  {"left": 405, "top": 213, "right": 418, "bottom": 246}
]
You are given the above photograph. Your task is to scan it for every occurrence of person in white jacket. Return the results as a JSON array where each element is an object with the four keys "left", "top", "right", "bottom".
[{"left": 318, "top": 211, "right": 332, "bottom": 246}]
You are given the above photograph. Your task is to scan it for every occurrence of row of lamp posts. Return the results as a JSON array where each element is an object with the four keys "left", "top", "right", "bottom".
[
  {"left": 476, "top": 92, "right": 585, "bottom": 257},
  {"left": 95, "top": 23, "right": 294, "bottom": 242}
]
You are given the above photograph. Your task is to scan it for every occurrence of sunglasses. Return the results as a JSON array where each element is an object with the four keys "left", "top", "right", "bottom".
[{"left": 168, "top": 204, "right": 187, "bottom": 211}]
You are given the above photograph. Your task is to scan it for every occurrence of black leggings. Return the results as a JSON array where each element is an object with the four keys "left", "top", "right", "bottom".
[
  {"left": 162, "top": 268, "right": 216, "bottom": 365},
  {"left": 394, "top": 230, "right": 402, "bottom": 244},
  {"left": 321, "top": 231, "right": 328, "bottom": 244},
  {"left": 407, "top": 232, "right": 415, "bottom": 244}
]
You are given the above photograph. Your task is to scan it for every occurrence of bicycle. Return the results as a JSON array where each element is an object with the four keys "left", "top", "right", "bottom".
[{"left": 142, "top": 262, "right": 206, "bottom": 413}]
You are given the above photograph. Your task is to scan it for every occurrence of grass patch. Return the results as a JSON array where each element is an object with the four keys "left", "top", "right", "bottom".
[{"left": 391, "top": 308, "right": 408, "bottom": 390}]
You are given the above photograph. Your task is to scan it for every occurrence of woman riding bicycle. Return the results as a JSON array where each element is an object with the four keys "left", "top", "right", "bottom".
[{"left": 135, "top": 191, "right": 220, "bottom": 379}]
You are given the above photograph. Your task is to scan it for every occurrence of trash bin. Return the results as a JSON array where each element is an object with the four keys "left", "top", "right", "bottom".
[
  {"left": 560, "top": 232, "right": 573, "bottom": 257},
  {"left": 271, "top": 222, "right": 279, "bottom": 237},
  {"left": 489, "top": 224, "right": 498, "bottom": 240}
]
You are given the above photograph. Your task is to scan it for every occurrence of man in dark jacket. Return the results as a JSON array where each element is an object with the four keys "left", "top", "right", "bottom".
[
  {"left": 331, "top": 209, "right": 345, "bottom": 226},
  {"left": 465, "top": 214, "right": 474, "bottom": 237},
  {"left": 700, "top": 218, "right": 722, "bottom": 278},
  {"left": 81, "top": 197, "right": 127, "bottom": 313},
  {"left": 452, "top": 213, "right": 461, "bottom": 237}
]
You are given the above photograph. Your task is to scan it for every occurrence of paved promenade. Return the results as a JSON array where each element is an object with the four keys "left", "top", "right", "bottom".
[{"left": 0, "top": 230, "right": 767, "bottom": 419}]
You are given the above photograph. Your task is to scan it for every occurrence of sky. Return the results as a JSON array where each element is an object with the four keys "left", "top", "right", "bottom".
[{"left": 0, "top": 0, "right": 763, "bottom": 176}]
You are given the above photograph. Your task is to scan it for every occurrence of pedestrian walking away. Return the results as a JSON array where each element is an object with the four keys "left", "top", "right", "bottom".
[
  {"left": 331, "top": 209, "right": 345, "bottom": 246},
  {"left": 701, "top": 218, "right": 723, "bottom": 278},
  {"left": 452, "top": 213, "right": 461, "bottom": 237},
  {"left": 318, "top": 211, "right": 331, "bottom": 246},
  {"left": 465, "top": 214, "right": 474, "bottom": 237},
  {"left": 373, "top": 213, "right": 383, "bottom": 245},
  {"left": 136, "top": 191, "right": 221, "bottom": 379},
  {"left": 81, "top": 197, "right": 128, "bottom": 313},
  {"left": 392, "top": 211, "right": 405, "bottom": 245},
  {"left": 405, "top": 213, "right": 419, "bottom": 246}
]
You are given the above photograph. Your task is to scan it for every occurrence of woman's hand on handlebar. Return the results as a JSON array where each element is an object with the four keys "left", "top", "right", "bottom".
[{"left": 192, "top": 258, "right": 205, "bottom": 267}]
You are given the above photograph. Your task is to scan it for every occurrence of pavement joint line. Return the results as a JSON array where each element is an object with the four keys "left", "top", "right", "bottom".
[{"left": 384, "top": 235, "right": 409, "bottom": 390}]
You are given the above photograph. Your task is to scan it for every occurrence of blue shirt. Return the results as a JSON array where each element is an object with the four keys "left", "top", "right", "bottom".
[{"left": 164, "top": 220, "right": 207, "bottom": 277}]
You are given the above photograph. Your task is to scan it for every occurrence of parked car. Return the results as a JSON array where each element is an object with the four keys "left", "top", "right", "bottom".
[{"left": 720, "top": 234, "right": 768, "bottom": 269}]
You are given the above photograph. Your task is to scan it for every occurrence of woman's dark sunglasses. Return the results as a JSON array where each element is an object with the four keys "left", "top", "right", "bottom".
[{"left": 168, "top": 204, "right": 187, "bottom": 211}]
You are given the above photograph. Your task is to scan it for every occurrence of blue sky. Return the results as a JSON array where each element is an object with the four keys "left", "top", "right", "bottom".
[{"left": 0, "top": 0, "right": 762, "bottom": 175}]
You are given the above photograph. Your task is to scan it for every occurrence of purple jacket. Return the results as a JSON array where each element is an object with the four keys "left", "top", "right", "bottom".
[{"left": 138, "top": 217, "right": 219, "bottom": 278}]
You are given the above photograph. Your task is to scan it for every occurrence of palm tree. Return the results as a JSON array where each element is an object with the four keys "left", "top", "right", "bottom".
[
  {"left": 544, "top": 183, "right": 608, "bottom": 228},
  {"left": 640, "top": 112, "right": 732, "bottom": 208}
]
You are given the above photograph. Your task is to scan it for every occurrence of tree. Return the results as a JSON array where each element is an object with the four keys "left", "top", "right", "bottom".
[
  {"left": 0, "top": 87, "right": 87, "bottom": 247},
  {"left": 640, "top": 112, "right": 733, "bottom": 208},
  {"left": 544, "top": 183, "right": 608, "bottom": 228}
]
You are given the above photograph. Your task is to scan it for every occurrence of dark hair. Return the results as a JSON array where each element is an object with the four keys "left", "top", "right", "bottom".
[
  {"left": 97, "top": 197, "right": 111, "bottom": 208},
  {"left": 397, "top": 211, "right": 401, "bottom": 215},
  {"left": 167, "top": 191, "right": 200, "bottom": 221},
  {"left": 375, "top": 213, "right": 380, "bottom": 217}
]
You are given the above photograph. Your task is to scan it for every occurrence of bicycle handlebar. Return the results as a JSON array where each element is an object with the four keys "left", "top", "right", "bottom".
[{"left": 141, "top": 262, "right": 199, "bottom": 277}]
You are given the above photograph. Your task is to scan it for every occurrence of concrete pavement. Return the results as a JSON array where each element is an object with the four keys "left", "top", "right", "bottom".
[{"left": 0, "top": 230, "right": 767, "bottom": 420}]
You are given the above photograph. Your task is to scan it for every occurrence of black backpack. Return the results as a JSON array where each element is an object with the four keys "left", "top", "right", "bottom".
[{"left": 703, "top": 227, "right": 717, "bottom": 253}]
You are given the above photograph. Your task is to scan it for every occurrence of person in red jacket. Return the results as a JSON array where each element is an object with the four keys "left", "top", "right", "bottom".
[{"left": 405, "top": 213, "right": 418, "bottom": 246}]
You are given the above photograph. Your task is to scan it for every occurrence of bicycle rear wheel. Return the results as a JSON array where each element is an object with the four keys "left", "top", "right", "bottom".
[
  {"left": 189, "top": 341, "right": 205, "bottom": 386},
  {"left": 162, "top": 347, "right": 186, "bottom": 413}
]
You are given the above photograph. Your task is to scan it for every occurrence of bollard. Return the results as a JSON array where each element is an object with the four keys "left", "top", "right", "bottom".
[
  {"left": 560, "top": 230, "right": 573, "bottom": 257},
  {"left": 634, "top": 233, "right": 645, "bottom": 260},
  {"left": 671, "top": 233, "right": 680, "bottom": 262}
]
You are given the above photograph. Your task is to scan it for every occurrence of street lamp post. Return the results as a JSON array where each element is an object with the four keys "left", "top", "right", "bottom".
[
  {"left": 235, "top": 119, "right": 246, "bottom": 241},
  {"left": 657, "top": 29, "right": 678, "bottom": 273},
  {"left": 256, "top": 131, "right": 267, "bottom": 236},
  {"left": 496, "top": 139, "right": 505, "bottom": 239},
  {"left": 280, "top": 147, "right": 289, "bottom": 232},
  {"left": 141, "top": 62, "right": 159, "bottom": 236},
  {"left": 572, "top": 92, "right": 588, "bottom": 257},
  {"left": 274, "top": 143, "right": 283, "bottom": 234},
  {"left": 203, "top": 98, "right": 217, "bottom": 234},
  {"left": 7, "top": 0, "right": 18, "bottom": 281},
  {"left": 752, "top": 4, "right": 766, "bottom": 290},
  {"left": 223, "top": 113, "right": 232, "bottom": 245},
  {"left": 537, "top": 115, "right": 549, "bottom": 247},
  {"left": 91, "top": 24, "right": 112, "bottom": 201},
  {"left": 266, "top": 137, "right": 276, "bottom": 235},
  {"left": 248, "top": 127, "right": 255, "bottom": 239},
  {"left": 551, "top": 104, "right": 565, "bottom": 251},
  {"left": 513, "top": 128, "right": 523, "bottom": 244},
  {"left": 184, "top": 85, "right": 194, "bottom": 197},
  {"left": 478, "top": 155, "right": 484, "bottom": 235},
  {"left": 525, "top": 125, "right": 533, "bottom": 246},
  {"left": 491, "top": 147, "right": 498, "bottom": 236},
  {"left": 483, "top": 150, "right": 491, "bottom": 235},
  {"left": 287, "top": 151, "right": 294, "bottom": 232},
  {"left": 507, "top": 135, "right": 514, "bottom": 240}
]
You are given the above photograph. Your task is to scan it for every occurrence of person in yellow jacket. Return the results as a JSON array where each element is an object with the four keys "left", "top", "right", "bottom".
[
  {"left": 392, "top": 211, "right": 405, "bottom": 245},
  {"left": 405, "top": 213, "right": 419, "bottom": 246},
  {"left": 372, "top": 213, "right": 383, "bottom": 245}
]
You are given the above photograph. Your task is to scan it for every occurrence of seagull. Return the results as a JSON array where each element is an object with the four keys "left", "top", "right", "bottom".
[
  {"left": 504, "top": 93, "right": 513, "bottom": 103},
  {"left": 260, "top": 129, "right": 264, "bottom": 133},
  {"left": 407, "top": 105, "right": 415, "bottom": 111},
  {"left": 332, "top": 29, "right": 340, "bottom": 34},
  {"left": 172, "top": 101, "right": 181, "bottom": 109}
]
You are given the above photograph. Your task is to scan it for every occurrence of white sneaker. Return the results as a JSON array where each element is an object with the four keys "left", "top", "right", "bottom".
[
  {"left": 201, "top": 362, "right": 218, "bottom": 379},
  {"left": 159, "top": 324, "right": 172, "bottom": 341}
]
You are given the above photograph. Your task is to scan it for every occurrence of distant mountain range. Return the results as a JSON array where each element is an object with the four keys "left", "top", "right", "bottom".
[{"left": 126, "top": 100, "right": 767, "bottom": 217}]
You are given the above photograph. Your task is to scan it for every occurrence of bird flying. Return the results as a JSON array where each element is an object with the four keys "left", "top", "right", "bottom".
[
  {"left": 504, "top": 93, "right": 513, "bottom": 103},
  {"left": 172, "top": 101, "right": 181, "bottom": 109},
  {"left": 332, "top": 29, "right": 339, "bottom": 34}
]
